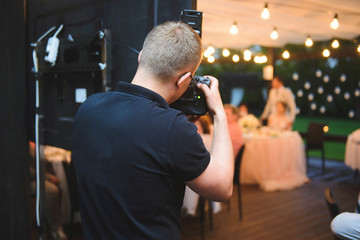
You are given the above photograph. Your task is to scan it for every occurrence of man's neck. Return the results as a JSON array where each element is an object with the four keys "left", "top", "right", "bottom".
[{"left": 131, "top": 70, "right": 173, "bottom": 103}]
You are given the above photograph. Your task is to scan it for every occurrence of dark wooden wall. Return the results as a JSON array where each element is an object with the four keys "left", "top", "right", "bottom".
[{"left": 0, "top": 0, "right": 30, "bottom": 239}]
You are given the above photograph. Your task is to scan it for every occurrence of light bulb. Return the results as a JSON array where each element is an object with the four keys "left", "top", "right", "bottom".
[
  {"left": 305, "top": 36, "right": 313, "bottom": 47},
  {"left": 207, "top": 55, "right": 215, "bottom": 63},
  {"left": 261, "top": 3, "right": 270, "bottom": 20},
  {"left": 331, "top": 39, "right": 339, "bottom": 48},
  {"left": 222, "top": 48, "right": 230, "bottom": 57},
  {"left": 230, "top": 22, "right": 238, "bottom": 35},
  {"left": 323, "top": 48, "right": 330, "bottom": 57},
  {"left": 330, "top": 13, "right": 339, "bottom": 30},
  {"left": 282, "top": 50, "right": 290, "bottom": 59},
  {"left": 357, "top": 44, "right": 360, "bottom": 53},
  {"left": 244, "top": 49, "right": 251, "bottom": 61},
  {"left": 207, "top": 46, "right": 215, "bottom": 54},
  {"left": 270, "top": 27, "right": 278, "bottom": 40},
  {"left": 232, "top": 54, "right": 240, "bottom": 62}
]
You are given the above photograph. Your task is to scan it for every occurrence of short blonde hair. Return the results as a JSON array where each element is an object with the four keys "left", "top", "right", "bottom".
[{"left": 139, "top": 21, "right": 203, "bottom": 80}]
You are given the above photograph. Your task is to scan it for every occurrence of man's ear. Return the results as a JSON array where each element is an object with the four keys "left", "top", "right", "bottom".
[
  {"left": 177, "top": 72, "right": 191, "bottom": 88},
  {"left": 138, "top": 50, "right": 142, "bottom": 63}
]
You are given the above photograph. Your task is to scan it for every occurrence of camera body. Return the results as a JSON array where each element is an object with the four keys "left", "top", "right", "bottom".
[{"left": 170, "top": 75, "right": 210, "bottom": 116}]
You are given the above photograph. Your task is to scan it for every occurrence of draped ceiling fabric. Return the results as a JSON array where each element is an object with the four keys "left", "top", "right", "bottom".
[{"left": 197, "top": 0, "right": 360, "bottom": 49}]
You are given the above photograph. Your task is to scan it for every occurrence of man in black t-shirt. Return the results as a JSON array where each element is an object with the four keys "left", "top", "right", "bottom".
[{"left": 72, "top": 21, "right": 233, "bottom": 240}]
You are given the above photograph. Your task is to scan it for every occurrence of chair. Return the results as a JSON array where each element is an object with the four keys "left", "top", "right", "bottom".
[
  {"left": 305, "top": 122, "right": 326, "bottom": 174},
  {"left": 62, "top": 160, "right": 80, "bottom": 240},
  {"left": 199, "top": 196, "right": 213, "bottom": 240},
  {"left": 228, "top": 145, "right": 245, "bottom": 220},
  {"left": 324, "top": 188, "right": 341, "bottom": 240},
  {"left": 234, "top": 145, "right": 245, "bottom": 220}
]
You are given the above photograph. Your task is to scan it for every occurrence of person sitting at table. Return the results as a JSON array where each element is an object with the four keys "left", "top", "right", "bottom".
[
  {"left": 183, "top": 115, "right": 221, "bottom": 215},
  {"left": 267, "top": 101, "right": 292, "bottom": 131},
  {"left": 238, "top": 103, "right": 260, "bottom": 130},
  {"left": 29, "top": 141, "right": 68, "bottom": 240},
  {"left": 224, "top": 104, "right": 244, "bottom": 157},
  {"left": 331, "top": 192, "right": 360, "bottom": 240}
]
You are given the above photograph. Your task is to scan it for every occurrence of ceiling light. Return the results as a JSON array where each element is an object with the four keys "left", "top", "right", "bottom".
[
  {"left": 244, "top": 49, "right": 252, "bottom": 61},
  {"left": 230, "top": 22, "right": 238, "bottom": 35},
  {"left": 282, "top": 50, "right": 290, "bottom": 59},
  {"left": 323, "top": 48, "right": 330, "bottom": 57},
  {"left": 330, "top": 13, "right": 339, "bottom": 30},
  {"left": 208, "top": 55, "right": 215, "bottom": 63},
  {"left": 331, "top": 39, "right": 339, "bottom": 48},
  {"left": 261, "top": 3, "right": 270, "bottom": 20},
  {"left": 305, "top": 36, "right": 313, "bottom": 47},
  {"left": 222, "top": 48, "right": 230, "bottom": 57},
  {"left": 232, "top": 54, "right": 240, "bottom": 62},
  {"left": 270, "top": 27, "right": 278, "bottom": 40}
]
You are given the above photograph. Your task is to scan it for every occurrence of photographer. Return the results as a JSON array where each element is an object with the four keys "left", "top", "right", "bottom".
[{"left": 72, "top": 21, "right": 233, "bottom": 240}]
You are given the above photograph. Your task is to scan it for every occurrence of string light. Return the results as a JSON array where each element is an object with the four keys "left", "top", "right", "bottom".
[
  {"left": 244, "top": 49, "right": 252, "bottom": 61},
  {"left": 323, "top": 48, "right": 330, "bottom": 57},
  {"left": 282, "top": 50, "right": 290, "bottom": 59},
  {"left": 204, "top": 45, "right": 215, "bottom": 58},
  {"left": 230, "top": 22, "right": 238, "bottom": 35},
  {"left": 331, "top": 39, "right": 340, "bottom": 48},
  {"left": 357, "top": 44, "right": 360, "bottom": 53},
  {"left": 232, "top": 54, "right": 240, "bottom": 62},
  {"left": 207, "top": 55, "right": 215, "bottom": 63},
  {"left": 261, "top": 2, "right": 270, "bottom": 20},
  {"left": 270, "top": 27, "right": 278, "bottom": 40},
  {"left": 305, "top": 36, "right": 313, "bottom": 47},
  {"left": 330, "top": 13, "right": 339, "bottom": 30},
  {"left": 254, "top": 55, "right": 267, "bottom": 63},
  {"left": 222, "top": 48, "right": 230, "bottom": 57}
]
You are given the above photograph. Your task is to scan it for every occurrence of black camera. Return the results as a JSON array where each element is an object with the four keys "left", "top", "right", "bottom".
[{"left": 170, "top": 75, "right": 210, "bottom": 116}]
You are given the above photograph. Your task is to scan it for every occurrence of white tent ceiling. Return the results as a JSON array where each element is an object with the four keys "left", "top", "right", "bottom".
[{"left": 197, "top": 0, "right": 360, "bottom": 49}]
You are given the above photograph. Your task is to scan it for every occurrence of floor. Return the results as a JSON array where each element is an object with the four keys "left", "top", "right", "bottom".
[{"left": 31, "top": 157, "right": 359, "bottom": 240}]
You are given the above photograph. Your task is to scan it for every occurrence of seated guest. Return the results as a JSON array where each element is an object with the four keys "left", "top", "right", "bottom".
[
  {"left": 331, "top": 192, "right": 360, "bottom": 240},
  {"left": 224, "top": 104, "right": 244, "bottom": 158},
  {"left": 268, "top": 101, "right": 292, "bottom": 131},
  {"left": 29, "top": 141, "right": 68, "bottom": 240},
  {"left": 238, "top": 103, "right": 260, "bottom": 130},
  {"left": 183, "top": 115, "right": 221, "bottom": 215}
]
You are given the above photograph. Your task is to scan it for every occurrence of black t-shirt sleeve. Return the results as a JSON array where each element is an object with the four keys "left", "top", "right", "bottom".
[{"left": 168, "top": 115, "right": 211, "bottom": 182}]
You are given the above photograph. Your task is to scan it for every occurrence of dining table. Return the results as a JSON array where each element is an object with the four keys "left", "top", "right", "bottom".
[
  {"left": 240, "top": 128, "right": 309, "bottom": 192},
  {"left": 345, "top": 129, "right": 360, "bottom": 171}
]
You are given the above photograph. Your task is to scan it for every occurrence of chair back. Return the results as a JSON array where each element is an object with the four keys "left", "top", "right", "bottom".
[
  {"left": 324, "top": 187, "right": 340, "bottom": 219},
  {"left": 233, "top": 145, "right": 245, "bottom": 184},
  {"left": 306, "top": 122, "right": 325, "bottom": 149}
]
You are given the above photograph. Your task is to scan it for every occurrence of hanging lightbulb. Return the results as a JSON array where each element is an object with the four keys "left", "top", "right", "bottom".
[
  {"left": 232, "top": 54, "right": 240, "bottom": 62},
  {"left": 357, "top": 44, "right": 360, "bottom": 53},
  {"left": 270, "top": 27, "right": 278, "bottom": 40},
  {"left": 305, "top": 36, "right": 313, "bottom": 47},
  {"left": 330, "top": 13, "right": 339, "bottom": 30},
  {"left": 261, "top": 2, "right": 270, "bottom": 20},
  {"left": 222, "top": 48, "right": 230, "bottom": 57},
  {"left": 230, "top": 22, "right": 238, "bottom": 35},
  {"left": 323, "top": 48, "right": 330, "bottom": 57},
  {"left": 331, "top": 39, "right": 340, "bottom": 48},
  {"left": 243, "top": 49, "right": 252, "bottom": 61},
  {"left": 282, "top": 50, "right": 290, "bottom": 59},
  {"left": 207, "top": 55, "right": 215, "bottom": 63}
]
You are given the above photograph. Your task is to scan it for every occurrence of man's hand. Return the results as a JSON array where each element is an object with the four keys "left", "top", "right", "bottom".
[{"left": 197, "top": 76, "right": 225, "bottom": 118}]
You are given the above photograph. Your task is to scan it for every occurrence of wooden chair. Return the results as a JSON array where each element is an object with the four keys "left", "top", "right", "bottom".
[
  {"left": 62, "top": 160, "right": 80, "bottom": 240},
  {"left": 324, "top": 187, "right": 341, "bottom": 240},
  {"left": 305, "top": 122, "right": 326, "bottom": 173},
  {"left": 227, "top": 145, "right": 245, "bottom": 220}
]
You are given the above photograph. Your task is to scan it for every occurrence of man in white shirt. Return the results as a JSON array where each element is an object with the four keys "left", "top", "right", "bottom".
[{"left": 260, "top": 76, "right": 296, "bottom": 125}]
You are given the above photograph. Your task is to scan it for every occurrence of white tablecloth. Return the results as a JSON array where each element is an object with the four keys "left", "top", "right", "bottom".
[
  {"left": 345, "top": 129, "right": 360, "bottom": 170},
  {"left": 241, "top": 130, "right": 309, "bottom": 192}
]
